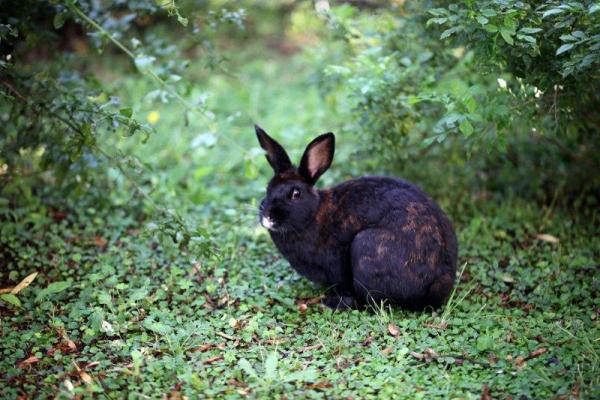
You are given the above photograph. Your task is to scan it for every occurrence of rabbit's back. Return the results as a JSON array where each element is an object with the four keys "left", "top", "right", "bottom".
[{"left": 324, "top": 176, "right": 456, "bottom": 266}]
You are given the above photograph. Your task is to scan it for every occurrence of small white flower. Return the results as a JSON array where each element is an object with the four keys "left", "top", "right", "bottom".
[{"left": 497, "top": 78, "right": 508, "bottom": 89}]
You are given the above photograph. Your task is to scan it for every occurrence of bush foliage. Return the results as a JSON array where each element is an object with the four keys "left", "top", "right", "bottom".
[{"left": 324, "top": 0, "right": 600, "bottom": 201}]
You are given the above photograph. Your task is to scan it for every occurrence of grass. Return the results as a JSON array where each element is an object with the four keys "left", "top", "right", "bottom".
[{"left": 1, "top": 44, "right": 599, "bottom": 399}]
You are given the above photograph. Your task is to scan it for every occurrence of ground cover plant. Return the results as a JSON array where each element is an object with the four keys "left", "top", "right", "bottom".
[{"left": 1, "top": 1, "right": 599, "bottom": 399}]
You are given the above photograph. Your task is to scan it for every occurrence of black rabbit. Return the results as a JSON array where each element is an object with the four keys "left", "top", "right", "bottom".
[{"left": 255, "top": 125, "right": 458, "bottom": 310}]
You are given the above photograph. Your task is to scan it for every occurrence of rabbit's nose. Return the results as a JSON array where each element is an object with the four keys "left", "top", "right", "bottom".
[{"left": 261, "top": 215, "right": 275, "bottom": 230}]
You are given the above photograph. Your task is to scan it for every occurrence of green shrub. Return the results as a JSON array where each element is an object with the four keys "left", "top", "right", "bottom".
[
  {"left": 323, "top": 1, "right": 600, "bottom": 203},
  {"left": 0, "top": 0, "right": 244, "bottom": 255}
]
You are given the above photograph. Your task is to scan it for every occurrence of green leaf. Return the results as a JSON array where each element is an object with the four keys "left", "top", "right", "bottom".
[
  {"left": 97, "top": 292, "right": 112, "bottom": 306},
  {"left": 0, "top": 293, "right": 21, "bottom": 307},
  {"left": 440, "top": 26, "right": 462, "bottom": 40},
  {"left": 556, "top": 43, "right": 575, "bottom": 55},
  {"left": 518, "top": 35, "right": 537, "bottom": 44},
  {"left": 119, "top": 107, "right": 133, "bottom": 118},
  {"left": 264, "top": 352, "right": 278, "bottom": 381},
  {"left": 284, "top": 368, "right": 318, "bottom": 383},
  {"left": 428, "top": 8, "right": 447, "bottom": 17},
  {"left": 459, "top": 119, "right": 474, "bottom": 136},
  {"left": 481, "top": 9, "right": 497, "bottom": 18},
  {"left": 520, "top": 27, "right": 543, "bottom": 34},
  {"left": 500, "top": 29, "right": 514, "bottom": 45},
  {"left": 484, "top": 24, "right": 498, "bottom": 33},
  {"left": 35, "top": 280, "right": 71, "bottom": 302},
  {"left": 238, "top": 358, "right": 257, "bottom": 378},
  {"left": 177, "top": 15, "right": 188, "bottom": 27},
  {"left": 542, "top": 9, "right": 564, "bottom": 18},
  {"left": 476, "top": 16, "right": 489, "bottom": 25},
  {"left": 143, "top": 318, "right": 172, "bottom": 334},
  {"left": 476, "top": 335, "right": 494, "bottom": 351},
  {"left": 560, "top": 34, "right": 577, "bottom": 42},
  {"left": 590, "top": 4, "right": 600, "bottom": 14},
  {"left": 125, "top": 123, "right": 139, "bottom": 137},
  {"left": 53, "top": 12, "right": 68, "bottom": 29},
  {"left": 427, "top": 17, "right": 448, "bottom": 26}
]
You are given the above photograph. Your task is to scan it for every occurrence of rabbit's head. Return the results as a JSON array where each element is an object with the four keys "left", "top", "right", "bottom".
[{"left": 255, "top": 125, "right": 334, "bottom": 233}]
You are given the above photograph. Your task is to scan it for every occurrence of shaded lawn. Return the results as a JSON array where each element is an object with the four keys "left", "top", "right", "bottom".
[{"left": 1, "top": 48, "right": 599, "bottom": 399}]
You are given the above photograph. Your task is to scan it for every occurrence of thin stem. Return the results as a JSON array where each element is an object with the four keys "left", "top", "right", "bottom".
[{"left": 69, "top": 5, "right": 135, "bottom": 59}]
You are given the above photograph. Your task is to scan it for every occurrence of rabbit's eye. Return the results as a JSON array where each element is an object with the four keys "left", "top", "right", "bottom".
[{"left": 290, "top": 188, "right": 301, "bottom": 200}]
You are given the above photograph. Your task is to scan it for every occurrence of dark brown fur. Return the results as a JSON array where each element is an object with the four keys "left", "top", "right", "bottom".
[{"left": 255, "top": 125, "right": 458, "bottom": 310}]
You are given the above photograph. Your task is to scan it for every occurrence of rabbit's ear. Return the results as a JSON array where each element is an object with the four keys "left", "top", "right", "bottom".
[
  {"left": 255, "top": 125, "right": 292, "bottom": 173},
  {"left": 299, "top": 132, "right": 335, "bottom": 185}
]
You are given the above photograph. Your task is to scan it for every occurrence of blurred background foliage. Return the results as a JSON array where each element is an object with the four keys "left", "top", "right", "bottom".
[
  {"left": 2, "top": 0, "right": 599, "bottom": 214},
  {"left": 322, "top": 0, "right": 600, "bottom": 204},
  {"left": 1, "top": 0, "right": 599, "bottom": 252}
]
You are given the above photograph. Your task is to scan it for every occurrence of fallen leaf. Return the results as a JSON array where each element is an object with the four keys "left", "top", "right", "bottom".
[
  {"left": 296, "top": 295, "right": 325, "bottom": 305},
  {"left": 306, "top": 381, "right": 333, "bottom": 390},
  {"left": 487, "top": 353, "right": 499, "bottom": 364},
  {"left": 526, "top": 347, "right": 548, "bottom": 360},
  {"left": 423, "top": 322, "right": 448, "bottom": 329},
  {"left": 381, "top": 347, "right": 394, "bottom": 355},
  {"left": 0, "top": 287, "right": 14, "bottom": 294},
  {"left": 93, "top": 236, "right": 107, "bottom": 248},
  {"left": 410, "top": 351, "right": 425, "bottom": 360},
  {"left": 10, "top": 272, "right": 39, "bottom": 295},
  {"left": 18, "top": 356, "right": 40, "bottom": 368},
  {"left": 189, "top": 344, "right": 215, "bottom": 352},
  {"left": 216, "top": 332, "right": 235, "bottom": 340},
  {"left": 424, "top": 348, "right": 439, "bottom": 358},
  {"left": 481, "top": 384, "right": 492, "bottom": 400},
  {"left": 571, "top": 383, "right": 580, "bottom": 399},
  {"left": 228, "top": 378, "right": 247, "bottom": 388},
  {"left": 85, "top": 361, "right": 100, "bottom": 368},
  {"left": 66, "top": 339, "right": 77, "bottom": 352},
  {"left": 202, "top": 355, "right": 223, "bottom": 364},
  {"left": 299, "top": 344, "right": 323, "bottom": 353},
  {"left": 169, "top": 382, "right": 183, "bottom": 400},
  {"left": 264, "top": 338, "right": 287, "bottom": 345},
  {"left": 51, "top": 210, "right": 68, "bottom": 222},
  {"left": 190, "top": 343, "right": 227, "bottom": 352},
  {"left": 515, "top": 355, "right": 526, "bottom": 368},
  {"left": 80, "top": 371, "right": 93, "bottom": 385},
  {"left": 535, "top": 233, "right": 559, "bottom": 244},
  {"left": 388, "top": 323, "right": 400, "bottom": 337}
]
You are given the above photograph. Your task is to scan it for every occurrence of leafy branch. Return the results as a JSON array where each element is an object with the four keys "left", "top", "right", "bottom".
[{"left": 66, "top": 1, "right": 248, "bottom": 155}]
